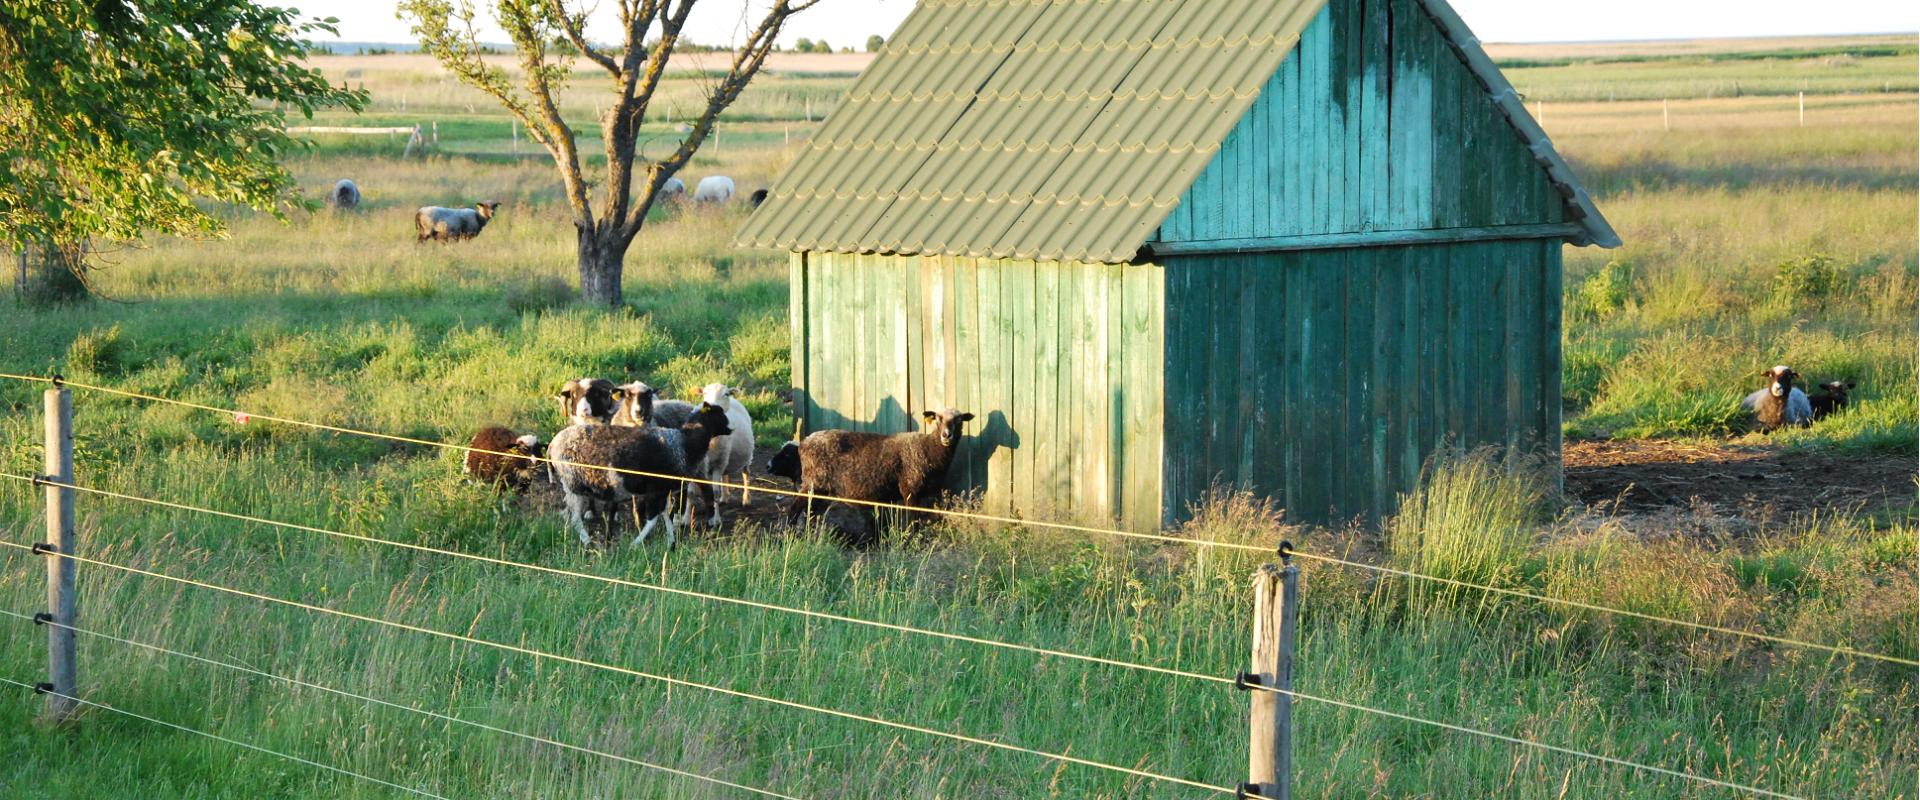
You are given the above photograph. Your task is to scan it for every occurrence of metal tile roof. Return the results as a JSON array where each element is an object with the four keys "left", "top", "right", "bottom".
[{"left": 739, "top": 0, "right": 1615, "bottom": 262}]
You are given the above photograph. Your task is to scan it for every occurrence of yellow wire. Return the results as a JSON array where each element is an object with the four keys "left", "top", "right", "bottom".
[
  {"left": 0, "top": 674, "right": 450, "bottom": 799},
  {"left": 32, "top": 373, "right": 1270, "bottom": 554},
  {"left": 0, "top": 472, "right": 1234, "bottom": 686},
  {"left": 13, "top": 373, "right": 1915, "bottom": 666},
  {"left": 0, "top": 609, "right": 802, "bottom": 800},
  {"left": 1282, "top": 549, "right": 1920, "bottom": 667},
  {"left": 1243, "top": 683, "right": 1804, "bottom": 799},
  {"left": 0, "top": 540, "right": 1235, "bottom": 796}
]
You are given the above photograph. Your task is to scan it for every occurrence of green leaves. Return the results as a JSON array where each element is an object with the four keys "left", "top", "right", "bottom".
[{"left": 0, "top": 0, "right": 368, "bottom": 252}]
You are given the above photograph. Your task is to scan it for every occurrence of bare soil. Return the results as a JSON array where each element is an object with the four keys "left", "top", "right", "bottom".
[{"left": 1563, "top": 439, "right": 1916, "bottom": 519}]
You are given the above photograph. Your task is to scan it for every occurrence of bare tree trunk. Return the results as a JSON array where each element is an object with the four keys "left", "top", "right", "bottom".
[{"left": 577, "top": 225, "right": 628, "bottom": 307}]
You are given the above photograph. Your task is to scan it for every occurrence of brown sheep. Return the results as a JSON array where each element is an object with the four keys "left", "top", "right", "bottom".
[
  {"left": 463, "top": 426, "right": 546, "bottom": 493},
  {"left": 787, "top": 408, "right": 974, "bottom": 546}
]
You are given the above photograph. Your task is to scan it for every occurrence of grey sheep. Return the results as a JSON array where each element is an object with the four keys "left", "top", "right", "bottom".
[
  {"left": 1742, "top": 365, "right": 1813, "bottom": 432},
  {"left": 692, "top": 175, "right": 735, "bottom": 203},
  {"left": 548, "top": 402, "right": 732, "bottom": 547},
  {"left": 415, "top": 201, "right": 500, "bottom": 242},
  {"left": 787, "top": 408, "right": 974, "bottom": 546},
  {"left": 328, "top": 179, "right": 360, "bottom": 210}
]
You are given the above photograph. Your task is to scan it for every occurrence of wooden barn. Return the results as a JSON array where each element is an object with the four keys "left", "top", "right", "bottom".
[{"left": 739, "top": 0, "right": 1619, "bottom": 528}]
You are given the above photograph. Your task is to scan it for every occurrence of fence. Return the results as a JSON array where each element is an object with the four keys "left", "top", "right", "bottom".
[{"left": 2, "top": 371, "right": 1907, "bottom": 798}]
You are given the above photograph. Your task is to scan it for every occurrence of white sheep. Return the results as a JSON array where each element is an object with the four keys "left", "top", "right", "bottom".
[
  {"left": 415, "top": 201, "right": 501, "bottom": 242},
  {"left": 696, "top": 382, "right": 755, "bottom": 524},
  {"left": 328, "top": 179, "right": 360, "bottom": 210},
  {"left": 692, "top": 176, "right": 735, "bottom": 204},
  {"left": 659, "top": 177, "right": 687, "bottom": 203}
]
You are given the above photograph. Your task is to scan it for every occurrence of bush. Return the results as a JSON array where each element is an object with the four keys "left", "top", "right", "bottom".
[
  {"left": 65, "top": 324, "right": 123, "bottom": 377},
  {"left": 1770, "top": 253, "right": 1847, "bottom": 307},
  {"left": 1573, "top": 259, "right": 1635, "bottom": 320}
]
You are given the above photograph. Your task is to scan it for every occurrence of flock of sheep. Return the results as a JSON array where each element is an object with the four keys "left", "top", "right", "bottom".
[
  {"left": 1742, "top": 364, "right": 1854, "bottom": 431},
  {"left": 320, "top": 176, "right": 767, "bottom": 243},
  {"left": 462, "top": 377, "right": 974, "bottom": 549}
]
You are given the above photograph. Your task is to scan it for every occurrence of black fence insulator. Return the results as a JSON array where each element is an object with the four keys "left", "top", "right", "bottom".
[
  {"left": 30, "top": 474, "right": 47, "bottom": 488},
  {"left": 32, "top": 682, "right": 53, "bottom": 695},
  {"left": 29, "top": 542, "right": 55, "bottom": 556},
  {"left": 1236, "top": 782, "right": 1264, "bottom": 799},
  {"left": 1234, "top": 671, "right": 1262, "bottom": 691},
  {"left": 49, "top": 373, "right": 63, "bottom": 387},
  {"left": 1277, "top": 539, "right": 1294, "bottom": 564},
  {"left": 32, "top": 612, "right": 52, "bottom": 626}
]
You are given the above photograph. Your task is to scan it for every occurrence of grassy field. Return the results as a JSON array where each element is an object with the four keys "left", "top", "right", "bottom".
[{"left": 0, "top": 38, "right": 1914, "bottom": 799}]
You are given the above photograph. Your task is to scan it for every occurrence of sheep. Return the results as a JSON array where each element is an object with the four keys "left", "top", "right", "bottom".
[
  {"left": 692, "top": 382, "right": 755, "bottom": 525},
  {"left": 767, "top": 440, "right": 801, "bottom": 482},
  {"left": 547, "top": 402, "right": 732, "bottom": 547},
  {"left": 1809, "top": 380, "right": 1856, "bottom": 420},
  {"left": 415, "top": 201, "right": 501, "bottom": 242},
  {"left": 328, "top": 179, "right": 360, "bottom": 210},
  {"left": 612, "top": 381, "right": 694, "bottom": 429},
  {"left": 1742, "top": 365, "right": 1812, "bottom": 432},
  {"left": 556, "top": 378, "right": 619, "bottom": 427},
  {"left": 692, "top": 176, "right": 735, "bottom": 204},
  {"left": 748, "top": 188, "right": 769, "bottom": 207},
  {"left": 786, "top": 408, "right": 974, "bottom": 545},
  {"left": 462, "top": 426, "right": 545, "bottom": 493},
  {"left": 658, "top": 177, "right": 687, "bottom": 203}
]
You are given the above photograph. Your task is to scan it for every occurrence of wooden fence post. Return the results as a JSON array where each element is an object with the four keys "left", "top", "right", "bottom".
[
  {"left": 41, "top": 383, "right": 77, "bottom": 720},
  {"left": 1245, "top": 552, "right": 1299, "bottom": 799}
]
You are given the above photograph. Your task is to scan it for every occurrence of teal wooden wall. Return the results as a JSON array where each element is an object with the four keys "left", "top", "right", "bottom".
[
  {"left": 1155, "top": 0, "right": 1565, "bottom": 244},
  {"left": 1160, "top": 238, "right": 1563, "bottom": 524},
  {"left": 792, "top": 252, "right": 1167, "bottom": 531}
]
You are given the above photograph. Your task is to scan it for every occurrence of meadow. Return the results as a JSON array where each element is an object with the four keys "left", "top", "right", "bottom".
[{"left": 0, "top": 39, "right": 1914, "bottom": 799}]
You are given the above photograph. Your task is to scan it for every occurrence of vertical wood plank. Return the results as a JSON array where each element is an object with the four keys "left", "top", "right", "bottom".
[
  {"left": 953, "top": 257, "right": 979, "bottom": 489},
  {"left": 789, "top": 252, "right": 810, "bottom": 434},
  {"left": 1010, "top": 259, "right": 1036, "bottom": 516},
  {"left": 1106, "top": 262, "right": 1128, "bottom": 522}
]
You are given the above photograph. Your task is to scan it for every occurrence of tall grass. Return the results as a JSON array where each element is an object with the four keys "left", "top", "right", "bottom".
[{"left": 1384, "top": 449, "right": 1549, "bottom": 595}]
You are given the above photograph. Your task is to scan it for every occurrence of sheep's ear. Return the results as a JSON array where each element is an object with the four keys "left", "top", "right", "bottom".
[
  {"left": 1846, "top": 382, "right": 1857, "bottom": 389},
  {"left": 956, "top": 413, "right": 975, "bottom": 423},
  {"left": 921, "top": 410, "right": 938, "bottom": 423}
]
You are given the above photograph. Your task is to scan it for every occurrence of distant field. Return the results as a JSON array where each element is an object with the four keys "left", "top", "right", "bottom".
[{"left": 1, "top": 34, "right": 1913, "bottom": 800}]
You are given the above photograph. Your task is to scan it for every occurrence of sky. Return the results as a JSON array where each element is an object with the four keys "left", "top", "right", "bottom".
[{"left": 305, "top": 0, "right": 1919, "bottom": 50}]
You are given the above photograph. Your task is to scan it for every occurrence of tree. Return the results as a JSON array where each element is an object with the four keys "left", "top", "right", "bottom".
[
  {"left": 404, "top": 0, "right": 821, "bottom": 307},
  {"left": 865, "top": 34, "right": 884, "bottom": 52},
  {"left": 0, "top": 0, "right": 366, "bottom": 298},
  {"left": 793, "top": 37, "right": 815, "bottom": 53}
]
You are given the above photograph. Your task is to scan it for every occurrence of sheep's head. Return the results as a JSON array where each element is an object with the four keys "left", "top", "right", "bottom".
[
  {"left": 1819, "top": 380, "right": 1856, "bottom": 398},
  {"left": 700, "top": 382, "right": 737, "bottom": 407},
  {"left": 692, "top": 401, "right": 733, "bottom": 438},
  {"left": 612, "top": 381, "right": 659, "bottom": 426},
  {"left": 557, "top": 378, "right": 617, "bottom": 426},
  {"left": 513, "top": 433, "right": 545, "bottom": 458},
  {"left": 1760, "top": 365, "right": 1798, "bottom": 398},
  {"left": 921, "top": 408, "right": 975, "bottom": 447},
  {"left": 475, "top": 201, "right": 501, "bottom": 219}
]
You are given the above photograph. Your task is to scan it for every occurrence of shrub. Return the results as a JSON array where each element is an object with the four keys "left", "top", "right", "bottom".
[
  {"left": 65, "top": 324, "right": 123, "bottom": 377},
  {"left": 1573, "top": 259, "right": 1635, "bottom": 320},
  {"left": 1770, "top": 253, "right": 1847, "bottom": 307}
]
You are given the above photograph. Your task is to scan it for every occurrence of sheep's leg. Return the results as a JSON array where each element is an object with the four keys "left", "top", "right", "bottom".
[
  {"left": 740, "top": 471, "right": 751, "bottom": 504},
  {"left": 564, "top": 493, "right": 593, "bottom": 547},
  {"left": 702, "top": 468, "right": 723, "bottom": 527},
  {"left": 632, "top": 514, "right": 657, "bottom": 547}
]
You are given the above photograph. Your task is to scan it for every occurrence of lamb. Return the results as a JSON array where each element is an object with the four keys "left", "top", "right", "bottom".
[
  {"left": 692, "top": 382, "right": 755, "bottom": 525},
  {"left": 767, "top": 440, "right": 802, "bottom": 482},
  {"left": 415, "top": 201, "right": 501, "bottom": 242},
  {"left": 692, "top": 175, "right": 735, "bottom": 204},
  {"left": 328, "top": 179, "right": 360, "bottom": 210},
  {"left": 547, "top": 402, "right": 732, "bottom": 547},
  {"left": 787, "top": 408, "right": 974, "bottom": 546},
  {"left": 1809, "top": 380, "right": 1856, "bottom": 420},
  {"left": 462, "top": 426, "right": 545, "bottom": 493},
  {"left": 1742, "top": 365, "right": 1813, "bottom": 432},
  {"left": 556, "top": 377, "right": 620, "bottom": 426}
]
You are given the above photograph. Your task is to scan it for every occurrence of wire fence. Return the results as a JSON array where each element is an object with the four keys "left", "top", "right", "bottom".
[{"left": 0, "top": 370, "right": 1882, "bottom": 797}]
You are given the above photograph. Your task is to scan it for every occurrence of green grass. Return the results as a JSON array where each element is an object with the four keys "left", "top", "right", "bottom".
[{"left": 0, "top": 39, "right": 1913, "bottom": 800}]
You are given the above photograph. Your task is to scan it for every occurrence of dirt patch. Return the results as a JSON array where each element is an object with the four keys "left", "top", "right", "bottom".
[{"left": 1563, "top": 439, "right": 1916, "bottom": 519}]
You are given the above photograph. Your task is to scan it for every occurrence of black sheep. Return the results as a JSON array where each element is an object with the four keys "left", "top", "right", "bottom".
[{"left": 787, "top": 409, "right": 974, "bottom": 546}]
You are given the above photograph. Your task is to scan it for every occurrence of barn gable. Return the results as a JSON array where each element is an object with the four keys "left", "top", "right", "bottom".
[
  {"left": 740, "top": 0, "right": 1616, "bottom": 263},
  {"left": 1153, "top": 0, "right": 1611, "bottom": 248}
]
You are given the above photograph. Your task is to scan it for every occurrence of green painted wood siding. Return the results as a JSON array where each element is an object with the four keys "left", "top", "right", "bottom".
[
  {"left": 1155, "top": 0, "right": 1565, "bottom": 245},
  {"left": 791, "top": 252, "right": 1167, "bottom": 531},
  {"left": 1159, "top": 238, "right": 1563, "bottom": 524}
]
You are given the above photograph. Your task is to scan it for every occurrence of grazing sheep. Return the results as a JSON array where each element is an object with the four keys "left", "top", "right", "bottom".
[
  {"left": 748, "top": 188, "right": 769, "bottom": 207},
  {"left": 659, "top": 177, "right": 687, "bottom": 203},
  {"left": 547, "top": 402, "right": 732, "bottom": 547},
  {"left": 415, "top": 201, "right": 501, "bottom": 242},
  {"left": 692, "top": 175, "right": 735, "bottom": 204},
  {"left": 463, "top": 427, "right": 545, "bottom": 493},
  {"left": 328, "top": 179, "right": 360, "bottom": 210},
  {"left": 693, "top": 382, "right": 755, "bottom": 525},
  {"left": 1809, "top": 380, "right": 1856, "bottom": 420},
  {"left": 787, "top": 408, "right": 974, "bottom": 545},
  {"left": 556, "top": 378, "right": 620, "bottom": 427},
  {"left": 1742, "top": 365, "right": 1813, "bottom": 432}
]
